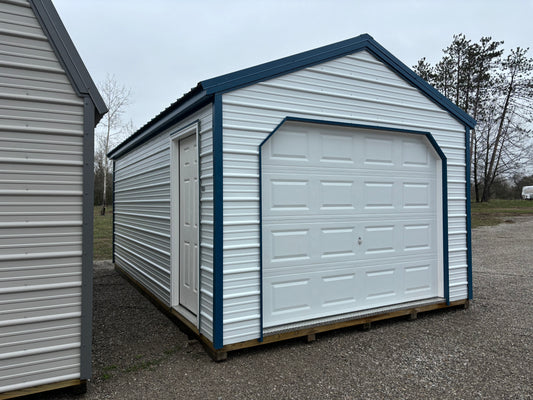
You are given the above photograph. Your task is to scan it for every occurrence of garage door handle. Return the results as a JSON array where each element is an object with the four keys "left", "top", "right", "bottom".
[{"left": 357, "top": 237, "right": 363, "bottom": 245}]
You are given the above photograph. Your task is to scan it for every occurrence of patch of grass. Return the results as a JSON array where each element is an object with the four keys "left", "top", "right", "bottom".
[
  {"left": 93, "top": 206, "right": 113, "bottom": 260},
  {"left": 101, "top": 365, "right": 118, "bottom": 380},
  {"left": 471, "top": 199, "right": 533, "bottom": 228}
]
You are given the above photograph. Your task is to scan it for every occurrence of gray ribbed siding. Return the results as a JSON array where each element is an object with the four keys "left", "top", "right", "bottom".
[
  {"left": 221, "top": 50, "right": 468, "bottom": 345},
  {"left": 0, "top": 0, "right": 85, "bottom": 392},
  {"left": 113, "top": 105, "right": 214, "bottom": 341}
]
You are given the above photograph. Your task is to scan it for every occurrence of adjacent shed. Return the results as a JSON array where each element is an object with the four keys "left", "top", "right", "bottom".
[
  {"left": 108, "top": 34, "right": 475, "bottom": 360},
  {"left": 0, "top": 0, "right": 106, "bottom": 397}
]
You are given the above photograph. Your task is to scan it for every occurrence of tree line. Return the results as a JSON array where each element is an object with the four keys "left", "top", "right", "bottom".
[{"left": 413, "top": 34, "right": 533, "bottom": 202}]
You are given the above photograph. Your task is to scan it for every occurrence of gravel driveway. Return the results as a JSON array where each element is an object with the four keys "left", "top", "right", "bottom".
[{"left": 43, "top": 217, "right": 532, "bottom": 400}]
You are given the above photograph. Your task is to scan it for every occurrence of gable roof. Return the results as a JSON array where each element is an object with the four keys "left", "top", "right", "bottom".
[
  {"left": 108, "top": 34, "right": 475, "bottom": 159},
  {"left": 30, "top": 0, "right": 107, "bottom": 123}
]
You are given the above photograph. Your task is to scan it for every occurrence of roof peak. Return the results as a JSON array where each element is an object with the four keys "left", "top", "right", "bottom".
[{"left": 109, "top": 34, "right": 475, "bottom": 159}]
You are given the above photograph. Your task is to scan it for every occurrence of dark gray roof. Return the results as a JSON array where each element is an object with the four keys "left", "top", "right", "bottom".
[
  {"left": 30, "top": 0, "right": 107, "bottom": 124},
  {"left": 109, "top": 34, "right": 476, "bottom": 159}
]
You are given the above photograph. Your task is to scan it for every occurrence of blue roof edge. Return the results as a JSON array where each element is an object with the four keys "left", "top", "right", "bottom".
[
  {"left": 365, "top": 39, "right": 476, "bottom": 128},
  {"left": 200, "top": 33, "right": 476, "bottom": 129},
  {"left": 200, "top": 34, "right": 373, "bottom": 94},
  {"left": 110, "top": 33, "right": 476, "bottom": 159}
]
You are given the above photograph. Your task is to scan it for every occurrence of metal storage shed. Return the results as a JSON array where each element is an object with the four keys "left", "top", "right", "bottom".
[
  {"left": 0, "top": 0, "right": 106, "bottom": 397},
  {"left": 108, "top": 34, "right": 475, "bottom": 360}
]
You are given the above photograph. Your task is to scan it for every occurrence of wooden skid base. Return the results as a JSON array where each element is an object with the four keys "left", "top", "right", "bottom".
[
  {"left": 0, "top": 379, "right": 86, "bottom": 400},
  {"left": 115, "top": 264, "right": 470, "bottom": 362}
]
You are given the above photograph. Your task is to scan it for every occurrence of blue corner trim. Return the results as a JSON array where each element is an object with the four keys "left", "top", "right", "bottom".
[
  {"left": 213, "top": 94, "right": 224, "bottom": 349},
  {"left": 259, "top": 116, "right": 451, "bottom": 315},
  {"left": 112, "top": 160, "right": 116, "bottom": 264},
  {"left": 258, "top": 148, "right": 264, "bottom": 343},
  {"left": 465, "top": 127, "right": 473, "bottom": 300}
]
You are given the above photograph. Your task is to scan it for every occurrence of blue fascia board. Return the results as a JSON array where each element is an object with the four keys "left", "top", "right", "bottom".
[
  {"left": 201, "top": 34, "right": 372, "bottom": 94},
  {"left": 200, "top": 34, "right": 475, "bottom": 130},
  {"left": 111, "top": 34, "right": 475, "bottom": 160},
  {"left": 363, "top": 40, "right": 476, "bottom": 129},
  {"left": 108, "top": 89, "right": 210, "bottom": 159}
]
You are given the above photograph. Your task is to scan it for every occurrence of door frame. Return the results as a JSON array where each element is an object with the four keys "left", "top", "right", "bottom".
[
  {"left": 258, "top": 117, "right": 449, "bottom": 334},
  {"left": 170, "top": 122, "right": 200, "bottom": 327}
]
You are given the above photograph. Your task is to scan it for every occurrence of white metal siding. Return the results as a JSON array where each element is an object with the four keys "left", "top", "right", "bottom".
[
  {"left": 221, "top": 50, "right": 468, "bottom": 345},
  {"left": 0, "top": 0, "right": 84, "bottom": 392},
  {"left": 113, "top": 105, "right": 214, "bottom": 341}
]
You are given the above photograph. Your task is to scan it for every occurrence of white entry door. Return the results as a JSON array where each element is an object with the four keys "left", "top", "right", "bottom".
[
  {"left": 178, "top": 133, "right": 199, "bottom": 315},
  {"left": 261, "top": 122, "right": 442, "bottom": 328}
]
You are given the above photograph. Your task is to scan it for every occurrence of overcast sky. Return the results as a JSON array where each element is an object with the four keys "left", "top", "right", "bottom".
[{"left": 53, "top": 0, "right": 533, "bottom": 131}]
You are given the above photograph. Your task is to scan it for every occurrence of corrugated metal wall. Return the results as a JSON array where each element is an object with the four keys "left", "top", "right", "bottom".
[
  {"left": 221, "top": 50, "right": 468, "bottom": 345},
  {"left": 113, "top": 105, "right": 214, "bottom": 341},
  {"left": 0, "top": 0, "right": 85, "bottom": 392}
]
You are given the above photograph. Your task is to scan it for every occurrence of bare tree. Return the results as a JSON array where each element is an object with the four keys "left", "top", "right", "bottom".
[
  {"left": 414, "top": 36, "right": 533, "bottom": 201},
  {"left": 97, "top": 74, "right": 132, "bottom": 215}
]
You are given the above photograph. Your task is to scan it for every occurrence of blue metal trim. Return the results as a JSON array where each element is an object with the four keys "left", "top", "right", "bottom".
[
  {"left": 202, "top": 35, "right": 371, "bottom": 93},
  {"left": 258, "top": 145, "right": 264, "bottom": 343},
  {"left": 110, "top": 35, "right": 476, "bottom": 160},
  {"left": 258, "top": 117, "right": 451, "bottom": 317},
  {"left": 212, "top": 94, "right": 224, "bottom": 349},
  {"left": 108, "top": 91, "right": 210, "bottom": 159},
  {"left": 112, "top": 160, "right": 115, "bottom": 264},
  {"left": 201, "top": 36, "right": 475, "bottom": 129},
  {"left": 465, "top": 127, "right": 473, "bottom": 299},
  {"left": 441, "top": 156, "right": 450, "bottom": 305}
]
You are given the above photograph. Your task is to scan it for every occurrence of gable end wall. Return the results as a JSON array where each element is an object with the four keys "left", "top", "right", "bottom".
[
  {"left": 0, "top": 0, "right": 88, "bottom": 392},
  {"left": 220, "top": 50, "right": 468, "bottom": 345}
]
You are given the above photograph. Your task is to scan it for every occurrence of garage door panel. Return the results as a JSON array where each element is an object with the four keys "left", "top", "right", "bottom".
[
  {"left": 363, "top": 136, "right": 395, "bottom": 166},
  {"left": 268, "top": 178, "right": 310, "bottom": 211},
  {"left": 403, "top": 182, "right": 432, "bottom": 208},
  {"left": 264, "top": 176, "right": 436, "bottom": 217},
  {"left": 262, "top": 122, "right": 441, "bottom": 328},
  {"left": 269, "top": 129, "right": 310, "bottom": 161},
  {"left": 269, "top": 228, "right": 310, "bottom": 263},
  {"left": 263, "top": 257, "right": 439, "bottom": 327},
  {"left": 402, "top": 139, "right": 432, "bottom": 168},
  {"left": 319, "top": 132, "right": 356, "bottom": 164},
  {"left": 320, "top": 227, "right": 356, "bottom": 258}
]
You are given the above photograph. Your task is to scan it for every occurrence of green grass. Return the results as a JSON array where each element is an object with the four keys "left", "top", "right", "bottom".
[
  {"left": 470, "top": 199, "right": 533, "bottom": 228},
  {"left": 93, "top": 206, "right": 113, "bottom": 260}
]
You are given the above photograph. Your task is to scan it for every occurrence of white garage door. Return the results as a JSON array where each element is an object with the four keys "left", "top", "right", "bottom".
[{"left": 261, "top": 122, "right": 442, "bottom": 328}]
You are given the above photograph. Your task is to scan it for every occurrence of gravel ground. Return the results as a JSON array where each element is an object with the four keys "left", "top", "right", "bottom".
[{"left": 40, "top": 217, "right": 532, "bottom": 400}]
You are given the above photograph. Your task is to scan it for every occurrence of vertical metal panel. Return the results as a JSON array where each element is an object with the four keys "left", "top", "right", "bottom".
[
  {"left": 221, "top": 50, "right": 469, "bottom": 345},
  {"left": 113, "top": 105, "right": 214, "bottom": 341},
  {"left": 0, "top": 0, "right": 85, "bottom": 393}
]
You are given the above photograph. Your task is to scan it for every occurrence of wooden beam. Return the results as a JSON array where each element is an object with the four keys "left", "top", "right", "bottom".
[
  {"left": 114, "top": 264, "right": 469, "bottom": 361},
  {"left": 0, "top": 379, "right": 86, "bottom": 400}
]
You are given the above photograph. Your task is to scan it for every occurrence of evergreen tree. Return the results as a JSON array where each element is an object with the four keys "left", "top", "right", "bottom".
[{"left": 414, "top": 35, "right": 532, "bottom": 202}]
